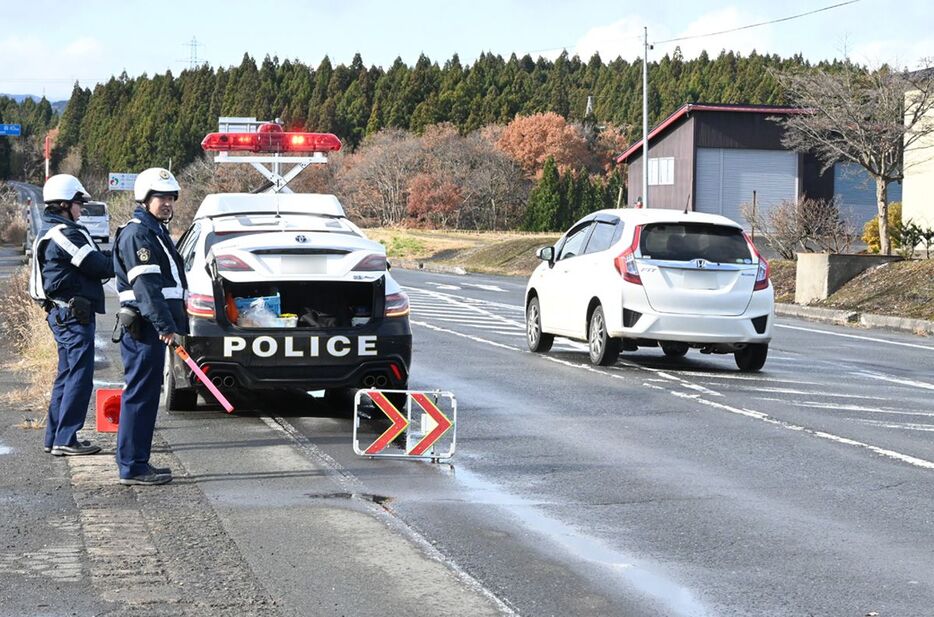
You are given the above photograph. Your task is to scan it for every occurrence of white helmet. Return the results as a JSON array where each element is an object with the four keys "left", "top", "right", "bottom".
[
  {"left": 134, "top": 167, "right": 180, "bottom": 202},
  {"left": 43, "top": 174, "right": 91, "bottom": 204}
]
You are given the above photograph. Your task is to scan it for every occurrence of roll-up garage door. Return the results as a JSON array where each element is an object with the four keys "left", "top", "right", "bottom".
[{"left": 695, "top": 148, "right": 798, "bottom": 227}]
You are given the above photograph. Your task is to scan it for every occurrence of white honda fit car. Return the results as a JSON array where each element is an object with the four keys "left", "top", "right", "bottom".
[{"left": 525, "top": 208, "right": 774, "bottom": 371}]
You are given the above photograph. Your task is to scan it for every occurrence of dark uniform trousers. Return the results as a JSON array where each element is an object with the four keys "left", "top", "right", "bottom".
[
  {"left": 45, "top": 308, "right": 96, "bottom": 449},
  {"left": 117, "top": 319, "right": 165, "bottom": 478}
]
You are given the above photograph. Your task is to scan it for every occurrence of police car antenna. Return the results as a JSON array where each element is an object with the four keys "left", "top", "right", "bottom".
[
  {"left": 683, "top": 193, "right": 691, "bottom": 215},
  {"left": 202, "top": 117, "right": 342, "bottom": 195}
]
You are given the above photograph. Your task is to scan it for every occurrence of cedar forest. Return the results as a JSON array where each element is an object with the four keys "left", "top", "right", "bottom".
[{"left": 0, "top": 49, "right": 847, "bottom": 231}]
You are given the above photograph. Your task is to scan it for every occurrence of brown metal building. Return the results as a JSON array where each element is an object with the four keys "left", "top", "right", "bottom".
[{"left": 615, "top": 103, "right": 835, "bottom": 226}]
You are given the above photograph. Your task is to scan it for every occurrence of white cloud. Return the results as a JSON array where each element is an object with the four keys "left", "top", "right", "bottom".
[
  {"left": 669, "top": 7, "right": 773, "bottom": 59},
  {"left": 569, "top": 6, "right": 774, "bottom": 63},
  {"left": 849, "top": 38, "right": 934, "bottom": 70},
  {"left": 0, "top": 35, "right": 106, "bottom": 99}
]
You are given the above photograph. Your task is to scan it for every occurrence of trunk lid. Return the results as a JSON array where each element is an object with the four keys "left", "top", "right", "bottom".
[{"left": 636, "top": 222, "right": 758, "bottom": 316}]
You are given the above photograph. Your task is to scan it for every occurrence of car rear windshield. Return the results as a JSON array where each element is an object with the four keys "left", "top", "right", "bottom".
[
  {"left": 639, "top": 223, "right": 752, "bottom": 264},
  {"left": 81, "top": 203, "right": 106, "bottom": 217}
]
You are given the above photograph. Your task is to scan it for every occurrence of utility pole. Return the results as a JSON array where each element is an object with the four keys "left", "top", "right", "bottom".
[{"left": 642, "top": 27, "right": 652, "bottom": 209}]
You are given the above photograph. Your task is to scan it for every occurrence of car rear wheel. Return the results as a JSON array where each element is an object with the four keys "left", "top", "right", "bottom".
[
  {"left": 735, "top": 343, "right": 768, "bottom": 372},
  {"left": 164, "top": 357, "right": 198, "bottom": 411},
  {"left": 526, "top": 297, "right": 554, "bottom": 353},
  {"left": 588, "top": 305, "right": 620, "bottom": 366},
  {"left": 661, "top": 342, "right": 689, "bottom": 358}
]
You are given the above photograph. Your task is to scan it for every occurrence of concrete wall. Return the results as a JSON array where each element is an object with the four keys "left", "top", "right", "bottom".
[
  {"left": 795, "top": 253, "right": 902, "bottom": 304},
  {"left": 902, "top": 89, "right": 934, "bottom": 231}
]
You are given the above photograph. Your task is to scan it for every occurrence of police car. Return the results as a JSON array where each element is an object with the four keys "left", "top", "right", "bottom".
[
  {"left": 165, "top": 123, "right": 411, "bottom": 410},
  {"left": 525, "top": 208, "right": 774, "bottom": 371}
]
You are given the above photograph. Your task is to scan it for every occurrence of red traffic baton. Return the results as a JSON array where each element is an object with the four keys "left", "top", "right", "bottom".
[{"left": 172, "top": 342, "right": 234, "bottom": 413}]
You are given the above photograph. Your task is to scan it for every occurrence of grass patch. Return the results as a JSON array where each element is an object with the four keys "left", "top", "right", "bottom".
[
  {"left": 818, "top": 259, "right": 934, "bottom": 321},
  {"left": 365, "top": 227, "right": 560, "bottom": 276},
  {"left": 0, "top": 266, "right": 57, "bottom": 412}
]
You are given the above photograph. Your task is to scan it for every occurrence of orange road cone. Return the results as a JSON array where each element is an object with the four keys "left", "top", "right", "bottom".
[{"left": 95, "top": 388, "right": 122, "bottom": 432}]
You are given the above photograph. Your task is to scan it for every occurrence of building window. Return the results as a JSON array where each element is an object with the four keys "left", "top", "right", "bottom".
[{"left": 648, "top": 157, "right": 674, "bottom": 186}]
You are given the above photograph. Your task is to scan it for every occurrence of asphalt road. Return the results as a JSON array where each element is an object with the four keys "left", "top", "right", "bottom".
[
  {"left": 274, "top": 268, "right": 934, "bottom": 617},
  {"left": 6, "top": 180, "right": 933, "bottom": 616}
]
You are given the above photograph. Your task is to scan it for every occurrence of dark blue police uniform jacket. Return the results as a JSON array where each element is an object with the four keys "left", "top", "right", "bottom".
[
  {"left": 114, "top": 207, "right": 189, "bottom": 336},
  {"left": 31, "top": 210, "right": 113, "bottom": 312}
]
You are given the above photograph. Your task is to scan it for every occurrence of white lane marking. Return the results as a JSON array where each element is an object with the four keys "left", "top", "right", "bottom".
[
  {"left": 691, "top": 373, "right": 828, "bottom": 386},
  {"left": 404, "top": 286, "right": 524, "bottom": 313},
  {"left": 776, "top": 323, "right": 934, "bottom": 352},
  {"left": 410, "top": 318, "right": 934, "bottom": 471},
  {"left": 857, "top": 371, "right": 934, "bottom": 392},
  {"left": 463, "top": 283, "right": 507, "bottom": 292},
  {"left": 493, "top": 331, "right": 526, "bottom": 337},
  {"left": 752, "top": 387, "right": 886, "bottom": 401},
  {"left": 430, "top": 317, "right": 514, "bottom": 325},
  {"left": 755, "top": 398, "right": 934, "bottom": 417},
  {"left": 464, "top": 323, "right": 523, "bottom": 331},
  {"left": 853, "top": 418, "right": 934, "bottom": 432}
]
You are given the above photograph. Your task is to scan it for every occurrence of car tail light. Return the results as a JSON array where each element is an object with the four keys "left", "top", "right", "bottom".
[
  {"left": 187, "top": 293, "right": 216, "bottom": 319},
  {"left": 385, "top": 292, "right": 410, "bottom": 318},
  {"left": 744, "top": 233, "right": 770, "bottom": 291},
  {"left": 353, "top": 254, "right": 388, "bottom": 271},
  {"left": 614, "top": 225, "right": 642, "bottom": 285},
  {"left": 201, "top": 124, "right": 342, "bottom": 154},
  {"left": 215, "top": 254, "right": 253, "bottom": 271}
]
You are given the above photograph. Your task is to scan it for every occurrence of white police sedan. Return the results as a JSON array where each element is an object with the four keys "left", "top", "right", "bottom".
[
  {"left": 166, "top": 192, "right": 411, "bottom": 410},
  {"left": 525, "top": 208, "right": 774, "bottom": 371}
]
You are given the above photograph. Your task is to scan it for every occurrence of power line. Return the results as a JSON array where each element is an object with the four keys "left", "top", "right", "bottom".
[{"left": 652, "top": 0, "right": 861, "bottom": 46}]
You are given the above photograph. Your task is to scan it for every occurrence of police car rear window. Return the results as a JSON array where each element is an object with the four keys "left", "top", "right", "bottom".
[{"left": 640, "top": 223, "right": 752, "bottom": 264}]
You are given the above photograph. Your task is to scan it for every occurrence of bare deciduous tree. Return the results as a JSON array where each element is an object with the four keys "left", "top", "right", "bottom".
[
  {"left": 773, "top": 61, "right": 934, "bottom": 255},
  {"left": 743, "top": 197, "right": 857, "bottom": 259}
]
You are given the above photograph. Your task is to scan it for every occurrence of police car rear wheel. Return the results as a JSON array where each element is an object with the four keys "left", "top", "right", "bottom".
[{"left": 165, "top": 362, "right": 198, "bottom": 411}]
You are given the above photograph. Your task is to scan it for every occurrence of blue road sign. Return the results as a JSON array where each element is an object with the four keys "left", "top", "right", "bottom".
[{"left": 0, "top": 124, "right": 22, "bottom": 136}]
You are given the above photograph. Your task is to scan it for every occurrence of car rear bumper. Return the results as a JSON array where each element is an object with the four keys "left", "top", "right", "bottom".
[
  {"left": 172, "top": 317, "right": 412, "bottom": 391},
  {"left": 611, "top": 310, "right": 773, "bottom": 344}
]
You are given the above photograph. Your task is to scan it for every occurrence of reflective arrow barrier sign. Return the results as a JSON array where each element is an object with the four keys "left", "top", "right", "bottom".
[{"left": 353, "top": 390, "right": 456, "bottom": 460}]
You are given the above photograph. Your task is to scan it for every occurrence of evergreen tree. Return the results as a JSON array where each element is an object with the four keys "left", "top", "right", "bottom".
[{"left": 525, "top": 157, "right": 561, "bottom": 231}]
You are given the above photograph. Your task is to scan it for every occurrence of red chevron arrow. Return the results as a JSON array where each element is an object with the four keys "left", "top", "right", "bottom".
[
  {"left": 408, "top": 393, "right": 453, "bottom": 456},
  {"left": 365, "top": 391, "right": 409, "bottom": 454}
]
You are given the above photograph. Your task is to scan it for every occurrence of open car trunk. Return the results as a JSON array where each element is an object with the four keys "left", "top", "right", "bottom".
[{"left": 216, "top": 277, "right": 386, "bottom": 329}]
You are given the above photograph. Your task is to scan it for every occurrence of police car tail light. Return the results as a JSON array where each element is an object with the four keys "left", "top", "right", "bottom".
[
  {"left": 353, "top": 254, "right": 387, "bottom": 271},
  {"left": 215, "top": 254, "right": 254, "bottom": 272},
  {"left": 201, "top": 124, "right": 342, "bottom": 154},
  {"left": 744, "top": 233, "right": 770, "bottom": 291},
  {"left": 613, "top": 225, "right": 643, "bottom": 285},
  {"left": 385, "top": 292, "right": 410, "bottom": 318},
  {"left": 187, "top": 293, "right": 216, "bottom": 319}
]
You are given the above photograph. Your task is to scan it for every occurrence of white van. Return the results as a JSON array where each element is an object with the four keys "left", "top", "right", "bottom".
[{"left": 79, "top": 201, "right": 111, "bottom": 244}]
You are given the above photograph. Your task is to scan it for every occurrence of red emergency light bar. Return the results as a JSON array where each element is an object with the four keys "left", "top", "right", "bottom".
[{"left": 201, "top": 122, "right": 342, "bottom": 153}]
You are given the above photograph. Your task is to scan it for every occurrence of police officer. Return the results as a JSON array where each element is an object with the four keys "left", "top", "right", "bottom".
[
  {"left": 112, "top": 168, "right": 188, "bottom": 486},
  {"left": 29, "top": 174, "right": 114, "bottom": 456}
]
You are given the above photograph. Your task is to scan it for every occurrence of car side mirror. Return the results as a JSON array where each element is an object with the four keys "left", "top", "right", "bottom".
[{"left": 536, "top": 246, "right": 555, "bottom": 264}]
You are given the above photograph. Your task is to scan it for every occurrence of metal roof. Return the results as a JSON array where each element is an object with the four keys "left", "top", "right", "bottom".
[{"left": 614, "top": 103, "right": 808, "bottom": 164}]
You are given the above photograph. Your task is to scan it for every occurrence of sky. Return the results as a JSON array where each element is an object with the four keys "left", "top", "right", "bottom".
[{"left": 0, "top": 0, "right": 931, "bottom": 101}]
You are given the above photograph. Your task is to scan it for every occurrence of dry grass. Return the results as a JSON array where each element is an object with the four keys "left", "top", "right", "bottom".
[
  {"left": 769, "top": 259, "right": 796, "bottom": 304},
  {"left": 0, "top": 266, "right": 57, "bottom": 411},
  {"left": 365, "top": 227, "right": 561, "bottom": 276},
  {"left": 818, "top": 259, "right": 934, "bottom": 321}
]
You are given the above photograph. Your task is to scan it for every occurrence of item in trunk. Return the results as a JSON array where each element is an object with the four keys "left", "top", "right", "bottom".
[{"left": 299, "top": 308, "right": 338, "bottom": 328}]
